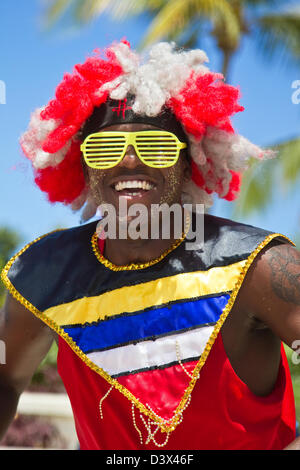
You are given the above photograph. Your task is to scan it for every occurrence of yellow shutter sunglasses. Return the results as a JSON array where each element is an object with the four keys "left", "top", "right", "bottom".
[{"left": 80, "top": 130, "right": 187, "bottom": 170}]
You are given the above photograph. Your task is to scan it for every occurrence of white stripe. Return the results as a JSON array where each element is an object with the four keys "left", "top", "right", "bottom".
[{"left": 87, "top": 325, "right": 215, "bottom": 377}]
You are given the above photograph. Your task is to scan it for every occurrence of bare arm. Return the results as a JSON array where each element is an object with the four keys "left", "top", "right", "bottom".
[
  {"left": 236, "top": 242, "right": 300, "bottom": 449},
  {"left": 238, "top": 242, "right": 300, "bottom": 349},
  {"left": 0, "top": 292, "right": 54, "bottom": 439}
]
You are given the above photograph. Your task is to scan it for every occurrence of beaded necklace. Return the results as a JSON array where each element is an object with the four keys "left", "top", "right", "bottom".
[{"left": 99, "top": 337, "right": 196, "bottom": 448}]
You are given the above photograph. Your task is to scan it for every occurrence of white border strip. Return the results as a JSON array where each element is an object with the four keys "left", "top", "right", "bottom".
[{"left": 87, "top": 325, "right": 214, "bottom": 376}]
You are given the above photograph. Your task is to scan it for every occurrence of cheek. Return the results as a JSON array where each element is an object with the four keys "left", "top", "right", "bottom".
[
  {"left": 159, "top": 164, "right": 184, "bottom": 204},
  {"left": 88, "top": 170, "right": 108, "bottom": 203}
]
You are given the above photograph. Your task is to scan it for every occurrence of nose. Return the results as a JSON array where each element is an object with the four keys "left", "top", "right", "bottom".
[{"left": 119, "top": 144, "right": 141, "bottom": 169}]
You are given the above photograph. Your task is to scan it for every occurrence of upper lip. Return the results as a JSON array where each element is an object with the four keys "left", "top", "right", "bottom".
[{"left": 108, "top": 174, "right": 159, "bottom": 188}]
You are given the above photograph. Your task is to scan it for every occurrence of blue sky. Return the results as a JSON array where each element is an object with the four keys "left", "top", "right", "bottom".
[{"left": 0, "top": 0, "right": 300, "bottom": 250}]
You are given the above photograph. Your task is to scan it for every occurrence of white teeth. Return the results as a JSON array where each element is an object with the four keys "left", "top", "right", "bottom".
[{"left": 114, "top": 180, "right": 154, "bottom": 192}]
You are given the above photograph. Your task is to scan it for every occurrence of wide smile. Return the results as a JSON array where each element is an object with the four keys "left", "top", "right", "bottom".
[{"left": 109, "top": 177, "right": 158, "bottom": 201}]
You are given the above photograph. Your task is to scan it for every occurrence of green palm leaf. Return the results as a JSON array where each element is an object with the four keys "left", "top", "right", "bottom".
[
  {"left": 255, "top": 8, "right": 300, "bottom": 66},
  {"left": 44, "top": 0, "right": 73, "bottom": 27},
  {"left": 234, "top": 136, "right": 300, "bottom": 216},
  {"left": 276, "top": 137, "right": 300, "bottom": 185},
  {"left": 139, "top": 0, "right": 240, "bottom": 48},
  {"left": 108, "top": 0, "right": 158, "bottom": 20},
  {"left": 45, "top": 0, "right": 112, "bottom": 24},
  {"left": 73, "top": 0, "right": 112, "bottom": 23},
  {"left": 233, "top": 157, "right": 275, "bottom": 216}
]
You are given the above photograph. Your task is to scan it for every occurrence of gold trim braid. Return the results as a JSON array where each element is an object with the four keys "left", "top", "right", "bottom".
[
  {"left": 91, "top": 211, "right": 191, "bottom": 271},
  {"left": 0, "top": 230, "right": 294, "bottom": 435}
]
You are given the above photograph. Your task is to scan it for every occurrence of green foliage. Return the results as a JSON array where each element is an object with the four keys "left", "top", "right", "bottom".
[
  {"left": 233, "top": 137, "right": 300, "bottom": 217},
  {"left": 0, "top": 227, "right": 20, "bottom": 266},
  {"left": 279, "top": 138, "right": 300, "bottom": 185},
  {"left": 44, "top": 0, "right": 112, "bottom": 26},
  {"left": 0, "top": 227, "right": 22, "bottom": 307},
  {"left": 137, "top": 0, "right": 240, "bottom": 51},
  {"left": 40, "top": 341, "right": 58, "bottom": 368},
  {"left": 285, "top": 345, "right": 300, "bottom": 423},
  {"left": 257, "top": 10, "right": 300, "bottom": 68},
  {"left": 233, "top": 158, "right": 275, "bottom": 217},
  {"left": 31, "top": 343, "right": 61, "bottom": 392},
  {"left": 45, "top": 0, "right": 73, "bottom": 25},
  {"left": 285, "top": 345, "right": 300, "bottom": 378}
]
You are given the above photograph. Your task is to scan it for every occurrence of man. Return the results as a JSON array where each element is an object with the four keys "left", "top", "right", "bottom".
[{"left": 0, "top": 41, "right": 300, "bottom": 450}]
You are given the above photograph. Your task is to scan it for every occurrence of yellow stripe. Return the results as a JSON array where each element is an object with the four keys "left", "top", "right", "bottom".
[{"left": 44, "top": 260, "right": 247, "bottom": 326}]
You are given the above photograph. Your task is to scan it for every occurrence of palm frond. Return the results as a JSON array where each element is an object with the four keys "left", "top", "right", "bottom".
[
  {"left": 233, "top": 157, "right": 275, "bottom": 216},
  {"left": 140, "top": 0, "right": 240, "bottom": 48},
  {"left": 255, "top": 9, "right": 300, "bottom": 66},
  {"left": 44, "top": 0, "right": 73, "bottom": 27},
  {"left": 276, "top": 137, "right": 300, "bottom": 185},
  {"left": 73, "top": 0, "right": 111, "bottom": 23},
  {"left": 233, "top": 135, "right": 300, "bottom": 216},
  {"left": 108, "top": 0, "right": 159, "bottom": 20},
  {"left": 180, "top": 26, "right": 204, "bottom": 49},
  {"left": 235, "top": 0, "right": 286, "bottom": 7}
]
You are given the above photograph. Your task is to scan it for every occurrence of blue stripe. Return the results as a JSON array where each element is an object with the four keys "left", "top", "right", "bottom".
[{"left": 63, "top": 294, "right": 230, "bottom": 353}]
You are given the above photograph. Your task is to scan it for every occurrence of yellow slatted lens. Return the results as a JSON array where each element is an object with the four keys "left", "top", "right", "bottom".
[
  {"left": 136, "top": 133, "right": 179, "bottom": 168},
  {"left": 81, "top": 134, "right": 126, "bottom": 169}
]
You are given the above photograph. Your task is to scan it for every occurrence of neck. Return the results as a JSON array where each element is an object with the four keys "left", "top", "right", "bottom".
[
  {"left": 104, "top": 237, "right": 177, "bottom": 267},
  {"left": 102, "top": 211, "right": 187, "bottom": 266}
]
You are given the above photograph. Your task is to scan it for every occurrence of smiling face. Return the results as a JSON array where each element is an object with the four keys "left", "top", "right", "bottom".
[{"left": 82, "top": 123, "right": 191, "bottom": 219}]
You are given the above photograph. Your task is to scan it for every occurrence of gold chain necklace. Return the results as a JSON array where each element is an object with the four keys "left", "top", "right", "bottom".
[{"left": 91, "top": 212, "right": 191, "bottom": 271}]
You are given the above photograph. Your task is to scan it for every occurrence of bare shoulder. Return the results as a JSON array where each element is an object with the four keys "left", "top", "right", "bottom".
[
  {"left": 260, "top": 242, "right": 300, "bottom": 306},
  {"left": 236, "top": 240, "right": 300, "bottom": 347},
  {"left": 2, "top": 292, "right": 53, "bottom": 337}
]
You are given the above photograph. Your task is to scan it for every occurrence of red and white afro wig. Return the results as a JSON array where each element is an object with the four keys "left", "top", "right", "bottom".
[{"left": 20, "top": 40, "right": 274, "bottom": 220}]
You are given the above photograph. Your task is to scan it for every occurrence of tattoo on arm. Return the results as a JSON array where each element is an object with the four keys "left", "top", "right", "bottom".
[{"left": 267, "top": 245, "right": 300, "bottom": 305}]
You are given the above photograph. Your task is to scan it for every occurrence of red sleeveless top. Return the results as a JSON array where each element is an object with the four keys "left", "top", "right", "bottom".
[
  {"left": 57, "top": 235, "right": 296, "bottom": 450},
  {"left": 57, "top": 331, "right": 295, "bottom": 450}
]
